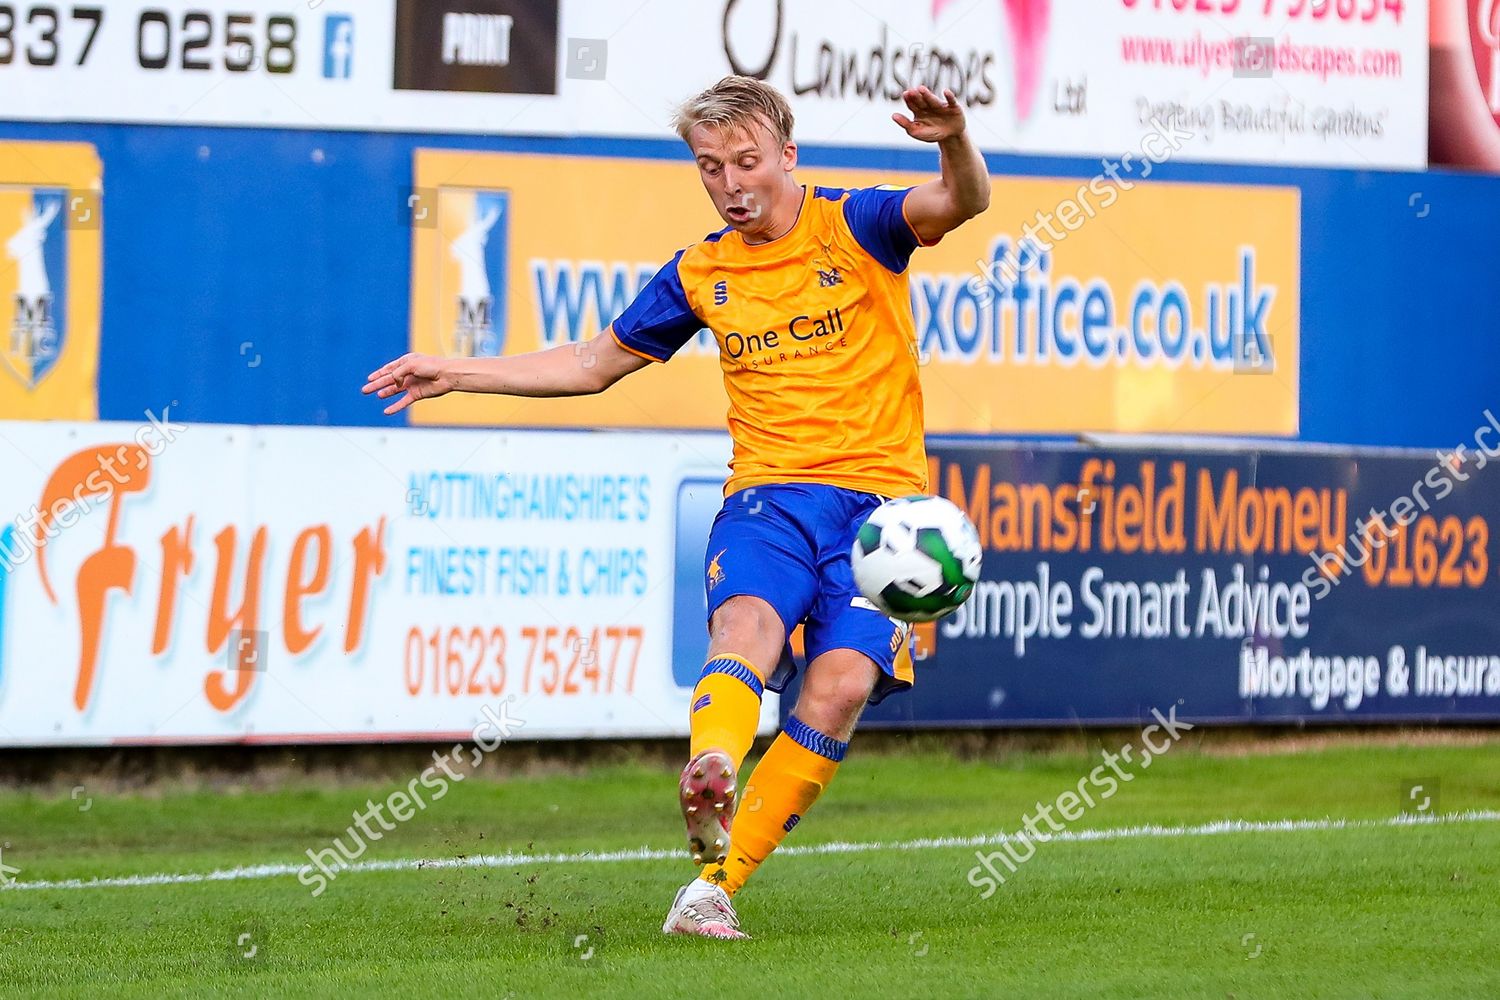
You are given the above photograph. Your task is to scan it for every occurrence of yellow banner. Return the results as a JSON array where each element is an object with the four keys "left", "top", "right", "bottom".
[
  {"left": 409, "top": 149, "right": 1298, "bottom": 435},
  {"left": 0, "top": 142, "right": 101, "bottom": 421}
]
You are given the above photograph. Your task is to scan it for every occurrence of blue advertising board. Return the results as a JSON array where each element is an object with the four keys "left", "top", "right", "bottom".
[{"left": 853, "top": 438, "right": 1500, "bottom": 727}]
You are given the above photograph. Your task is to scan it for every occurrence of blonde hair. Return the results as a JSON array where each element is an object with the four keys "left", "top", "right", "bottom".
[{"left": 671, "top": 76, "right": 795, "bottom": 148}]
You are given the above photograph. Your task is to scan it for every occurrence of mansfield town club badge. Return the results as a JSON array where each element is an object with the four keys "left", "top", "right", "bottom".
[{"left": 1, "top": 189, "right": 67, "bottom": 390}]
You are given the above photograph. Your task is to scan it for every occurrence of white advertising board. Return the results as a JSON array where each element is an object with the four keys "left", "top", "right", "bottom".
[
  {"left": 0, "top": 421, "right": 763, "bottom": 745},
  {"left": 0, "top": 0, "right": 1427, "bottom": 168}
]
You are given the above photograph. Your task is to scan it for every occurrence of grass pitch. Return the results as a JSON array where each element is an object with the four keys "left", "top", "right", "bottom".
[{"left": 1, "top": 736, "right": 1497, "bottom": 999}]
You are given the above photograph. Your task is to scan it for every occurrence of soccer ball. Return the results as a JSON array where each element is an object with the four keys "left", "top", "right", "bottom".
[{"left": 851, "top": 496, "right": 983, "bottom": 622}]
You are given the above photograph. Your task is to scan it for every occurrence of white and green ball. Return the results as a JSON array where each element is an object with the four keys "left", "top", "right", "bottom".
[{"left": 851, "top": 495, "right": 983, "bottom": 623}]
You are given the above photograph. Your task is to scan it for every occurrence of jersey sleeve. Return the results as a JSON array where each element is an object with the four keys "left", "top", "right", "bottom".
[
  {"left": 841, "top": 186, "right": 933, "bottom": 274},
  {"left": 609, "top": 250, "right": 703, "bottom": 363}
]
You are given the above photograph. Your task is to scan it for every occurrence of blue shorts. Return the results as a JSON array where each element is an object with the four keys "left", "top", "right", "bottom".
[{"left": 704, "top": 483, "right": 915, "bottom": 705}]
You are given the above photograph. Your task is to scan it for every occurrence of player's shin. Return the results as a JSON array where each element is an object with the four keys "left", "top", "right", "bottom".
[
  {"left": 699, "top": 715, "right": 846, "bottom": 895},
  {"left": 688, "top": 654, "right": 765, "bottom": 768}
]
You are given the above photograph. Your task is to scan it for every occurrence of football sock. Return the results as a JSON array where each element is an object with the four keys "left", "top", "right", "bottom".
[
  {"left": 700, "top": 715, "right": 847, "bottom": 895},
  {"left": 688, "top": 654, "right": 765, "bottom": 770}
]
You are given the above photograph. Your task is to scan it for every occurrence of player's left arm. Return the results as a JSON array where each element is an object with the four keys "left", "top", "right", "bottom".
[{"left": 892, "top": 86, "right": 991, "bottom": 243}]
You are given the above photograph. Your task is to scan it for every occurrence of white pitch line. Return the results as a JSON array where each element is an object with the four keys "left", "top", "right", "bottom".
[{"left": 4, "top": 809, "right": 1498, "bottom": 894}]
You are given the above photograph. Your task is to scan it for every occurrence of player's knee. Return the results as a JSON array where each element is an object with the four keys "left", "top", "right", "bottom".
[
  {"left": 804, "top": 652, "right": 879, "bottom": 704},
  {"left": 708, "top": 595, "right": 785, "bottom": 663}
]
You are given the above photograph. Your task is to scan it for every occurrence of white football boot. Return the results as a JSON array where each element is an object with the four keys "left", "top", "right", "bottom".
[{"left": 661, "top": 878, "right": 750, "bottom": 939}]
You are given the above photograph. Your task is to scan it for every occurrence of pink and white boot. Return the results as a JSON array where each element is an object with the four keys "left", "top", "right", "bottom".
[
  {"left": 661, "top": 878, "right": 749, "bottom": 939},
  {"left": 678, "top": 749, "right": 737, "bottom": 865}
]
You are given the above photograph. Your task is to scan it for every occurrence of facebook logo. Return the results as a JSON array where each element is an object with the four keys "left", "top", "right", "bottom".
[{"left": 323, "top": 15, "right": 354, "bottom": 79}]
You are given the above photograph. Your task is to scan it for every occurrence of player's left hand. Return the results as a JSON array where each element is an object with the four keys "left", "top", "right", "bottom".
[{"left": 892, "top": 86, "right": 967, "bottom": 143}]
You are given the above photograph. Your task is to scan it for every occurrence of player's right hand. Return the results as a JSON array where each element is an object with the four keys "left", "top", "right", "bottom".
[{"left": 362, "top": 353, "right": 454, "bottom": 415}]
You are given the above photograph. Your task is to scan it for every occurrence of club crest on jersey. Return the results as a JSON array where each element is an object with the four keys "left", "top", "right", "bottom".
[
  {"left": 713, "top": 279, "right": 728, "bottom": 305},
  {"left": 2, "top": 190, "right": 67, "bottom": 389},
  {"left": 816, "top": 266, "right": 842, "bottom": 287}
]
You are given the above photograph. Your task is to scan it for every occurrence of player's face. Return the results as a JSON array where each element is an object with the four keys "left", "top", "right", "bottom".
[{"left": 687, "top": 120, "right": 799, "bottom": 241}]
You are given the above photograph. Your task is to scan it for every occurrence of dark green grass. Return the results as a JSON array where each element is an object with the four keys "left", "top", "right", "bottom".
[{"left": 1, "top": 740, "right": 1498, "bottom": 999}]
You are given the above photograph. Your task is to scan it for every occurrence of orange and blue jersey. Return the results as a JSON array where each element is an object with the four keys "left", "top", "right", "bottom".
[{"left": 611, "top": 184, "right": 935, "bottom": 499}]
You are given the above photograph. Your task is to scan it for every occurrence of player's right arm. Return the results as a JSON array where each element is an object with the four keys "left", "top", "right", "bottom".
[
  {"left": 362, "top": 328, "right": 648, "bottom": 416},
  {"left": 364, "top": 248, "right": 705, "bottom": 416}
]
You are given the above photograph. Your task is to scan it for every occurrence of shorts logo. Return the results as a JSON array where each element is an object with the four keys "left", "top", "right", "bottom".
[
  {"left": 888, "top": 620, "right": 911, "bottom": 654},
  {"left": 782, "top": 813, "right": 801, "bottom": 832},
  {"left": 713, "top": 279, "right": 728, "bottom": 305},
  {"left": 706, "top": 548, "right": 726, "bottom": 589}
]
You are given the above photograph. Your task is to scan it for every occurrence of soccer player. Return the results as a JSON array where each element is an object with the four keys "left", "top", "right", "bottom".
[{"left": 363, "top": 76, "right": 990, "bottom": 939}]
